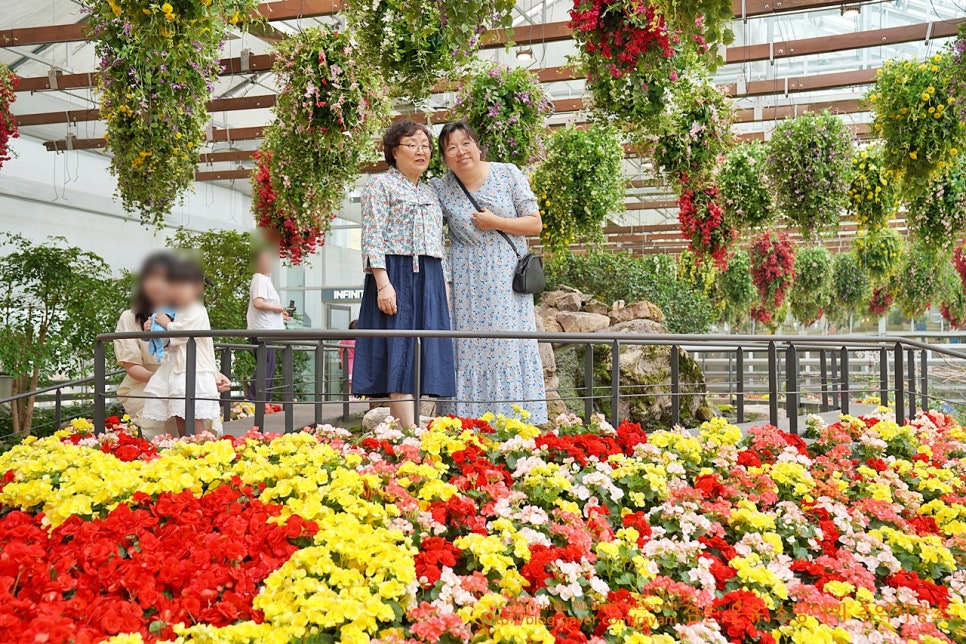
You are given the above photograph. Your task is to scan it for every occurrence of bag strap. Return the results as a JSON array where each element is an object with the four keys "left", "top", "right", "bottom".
[{"left": 452, "top": 173, "right": 522, "bottom": 259}]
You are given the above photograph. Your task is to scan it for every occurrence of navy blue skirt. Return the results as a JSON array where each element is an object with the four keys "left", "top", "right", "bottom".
[{"left": 352, "top": 255, "right": 456, "bottom": 397}]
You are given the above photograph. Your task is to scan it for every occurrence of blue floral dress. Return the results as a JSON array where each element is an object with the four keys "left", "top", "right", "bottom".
[{"left": 433, "top": 163, "right": 549, "bottom": 424}]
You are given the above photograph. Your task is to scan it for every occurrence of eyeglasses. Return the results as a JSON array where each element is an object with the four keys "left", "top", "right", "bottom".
[
  {"left": 444, "top": 141, "right": 476, "bottom": 157},
  {"left": 399, "top": 144, "right": 432, "bottom": 153}
]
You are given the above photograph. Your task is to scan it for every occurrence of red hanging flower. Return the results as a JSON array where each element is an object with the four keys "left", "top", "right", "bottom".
[
  {"left": 868, "top": 286, "right": 893, "bottom": 317},
  {"left": 748, "top": 230, "right": 796, "bottom": 323},
  {"left": 0, "top": 64, "right": 19, "bottom": 171},
  {"left": 252, "top": 150, "right": 324, "bottom": 265},
  {"left": 677, "top": 184, "right": 736, "bottom": 269}
]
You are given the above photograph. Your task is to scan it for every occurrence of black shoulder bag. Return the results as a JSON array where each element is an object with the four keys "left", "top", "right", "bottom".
[{"left": 453, "top": 175, "right": 546, "bottom": 295}]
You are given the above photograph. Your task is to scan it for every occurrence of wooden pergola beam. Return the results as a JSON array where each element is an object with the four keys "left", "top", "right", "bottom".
[{"left": 0, "top": 0, "right": 341, "bottom": 48}]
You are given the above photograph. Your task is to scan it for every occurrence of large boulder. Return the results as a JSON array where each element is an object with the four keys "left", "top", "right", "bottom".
[
  {"left": 556, "top": 311, "right": 612, "bottom": 334},
  {"left": 539, "top": 291, "right": 710, "bottom": 429},
  {"left": 541, "top": 290, "right": 583, "bottom": 312}
]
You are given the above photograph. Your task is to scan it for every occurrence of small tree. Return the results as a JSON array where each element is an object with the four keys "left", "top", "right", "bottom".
[{"left": 0, "top": 234, "right": 125, "bottom": 435}]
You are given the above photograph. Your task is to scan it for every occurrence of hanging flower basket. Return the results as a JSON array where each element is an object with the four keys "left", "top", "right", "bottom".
[
  {"left": 343, "top": 0, "right": 514, "bottom": 99},
  {"left": 0, "top": 63, "right": 18, "bottom": 171},
  {"left": 454, "top": 64, "right": 553, "bottom": 167},
  {"left": 652, "top": 80, "right": 733, "bottom": 188},
  {"left": 848, "top": 144, "right": 898, "bottom": 232},
  {"left": 767, "top": 111, "right": 854, "bottom": 240},
  {"left": 828, "top": 252, "right": 870, "bottom": 325},
  {"left": 717, "top": 249, "right": 756, "bottom": 327},
  {"left": 81, "top": 0, "right": 261, "bottom": 226},
  {"left": 255, "top": 27, "right": 390, "bottom": 264},
  {"left": 718, "top": 142, "right": 774, "bottom": 231},
  {"left": 868, "top": 55, "right": 963, "bottom": 199},
  {"left": 893, "top": 241, "right": 947, "bottom": 318},
  {"left": 533, "top": 124, "right": 626, "bottom": 252},
  {"left": 868, "top": 286, "right": 893, "bottom": 317},
  {"left": 677, "top": 184, "right": 735, "bottom": 268},
  {"left": 788, "top": 245, "right": 832, "bottom": 327},
  {"left": 907, "top": 160, "right": 966, "bottom": 252},
  {"left": 853, "top": 228, "right": 903, "bottom": 287},
  {"left": 748, "top": 230, "right": 796, "bottom": 322}
]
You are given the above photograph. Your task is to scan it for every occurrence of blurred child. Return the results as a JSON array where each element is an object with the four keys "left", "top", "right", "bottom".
[
  {"left": 339, "top": 320, "right": 358, "bottom": 400},
  {"left": 142, "top": 257, "right": 222, "bottom": 437}
]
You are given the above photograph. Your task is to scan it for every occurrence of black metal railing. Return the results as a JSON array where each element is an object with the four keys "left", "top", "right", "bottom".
[{"left": 70, "top": 329, "right": 966, "bottom": 437}]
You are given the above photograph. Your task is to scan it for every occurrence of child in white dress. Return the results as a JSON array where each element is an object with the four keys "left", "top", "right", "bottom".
[{"left": 142, "top": 259, "right": 222, "bottom": 437}]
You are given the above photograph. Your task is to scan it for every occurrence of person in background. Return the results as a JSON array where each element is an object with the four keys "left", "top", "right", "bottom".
[
  {"left": 114, "top": 252, "right": 180, "bottom": 439},
  {"left": 353, "top": 120, "right": 456, "bottom": 428},
  {"left": 339, "top": 320, "right": 358, "bottom": 400},
  {"left": 432, "top": 121, "right": 548, "bottom": 424},
  {"left": 247, "top": 247, "right": 290, "bottom": 401},
  {"left": 142, "top": 257, "right": 222, "bottom": 437}
]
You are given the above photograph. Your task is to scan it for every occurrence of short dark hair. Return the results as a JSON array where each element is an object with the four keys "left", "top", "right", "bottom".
[
  {"left": 383, "top": 120, "right": 433, "bottom": 168},
  {"left": 438, "top": 121, "right": 481, "bottom": 159},
  {"left": 169, "top": 255, "right": 205, "bottom": 285}
]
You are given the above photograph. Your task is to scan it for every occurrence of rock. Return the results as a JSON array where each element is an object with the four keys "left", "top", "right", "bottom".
[
  {"left": 583, "top": 299, "right": 609, "bottom": 316},
  {"left": 546, "top": 391, "right": 568, "bottom": 419},
  {"left": 539, "top": 343, "right": 556, "bottom": 379},
  {"left": 608, "top": 300, "right": 665, "bottom": 324},
  {"left": 608, "top": 318, "right": 669, "bottom": 336},
  {"left": 556, "top": 311, "right": 612, "bottom": 333},
  {"left": 695, "top": 405, "right": 716, "bottom": 422},
  {"left": 362, "top": 406, "right": 433, "bottom": 431},
  {"left": 541, "top": 290, "right": 583, "bottom": 312}
]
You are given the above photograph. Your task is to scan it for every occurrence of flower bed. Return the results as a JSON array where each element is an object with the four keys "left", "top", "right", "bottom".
[{"left": 4, "top": 410, "right": 966, "bottom": 643}]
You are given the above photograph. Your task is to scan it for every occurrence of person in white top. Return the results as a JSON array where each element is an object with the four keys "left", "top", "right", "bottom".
[
  {"left": 247, "top": 248, "right": 290, "bottom": 400},
  {"left": 142, "top": 258, "right": 222, "bottom": 437}
]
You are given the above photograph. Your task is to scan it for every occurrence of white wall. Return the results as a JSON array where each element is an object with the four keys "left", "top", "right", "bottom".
[{"left": 0, "top": 134, "right": 253, "bottom": 272}]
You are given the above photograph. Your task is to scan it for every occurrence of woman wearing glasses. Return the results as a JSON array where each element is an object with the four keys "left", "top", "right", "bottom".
[
  {"left": 432, "top": 121, "right": 548, "bottom": 424},
  {"left": 354, "top": 120, "right": 456, "bottom": 428}
]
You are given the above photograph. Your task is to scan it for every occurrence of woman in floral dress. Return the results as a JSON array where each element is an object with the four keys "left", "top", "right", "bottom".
[
  {"left": 353, "top": 120, "right": 456, "bottom": 428},
  {"left": 433, "top": 121, "right": 549, "bottom": 424}
]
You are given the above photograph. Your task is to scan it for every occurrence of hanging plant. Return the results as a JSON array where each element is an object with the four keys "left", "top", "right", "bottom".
[
  {"left": 342, "top": 0, "right": 514, "bottom": 100},
  {"left": 940, "top": 260, "right": 966, "bottom": 329},
  {"left": 652, "top": 80, "right": 733, "bottom": 188},
  {"left": 848, "top": 144, "right": 898, "bottom": 232},
  {"left": 533, "top": 124, "right": 626, "bottom": 252},
  {"left": 767, "top": 111, "right": 854, "bottom": 240},
  {"left": 677, "top": 184, "right": 736, "bottom": 268},
  {"left": 82, "top": 0, "right": 261, "bottom": 226},
  {"left": 568, "top": 0, "right": 732, "bottom": 131},
  {"left": 678, "top": 248, "right": 719, "bottom": 302},
  {"left": 0, "top": 63, "right": 18, "bottom": 171},
  {"left": 718, "top": 142, "right": 774, "bottom": 231},
  {"left": 788, "top": 245, "right": 832, "bottom": 327},
  {"left": 868, "top": 55, "right": 964, "bottom": 199},
  {"left": 853, "top": 227, "right": 903, "bottom": 287},
  {"left": 748, "top": 230, "right": 796, "bottom": 326},
  {"left": 827, "top": 252, "right": 870, "bottom": 325},
  {"left": 907, "top": 160, "right": 966, "bottom": 252},
  {"left": 454, "top": 64, "right": 553, "bottom": 167},
  {"left": 256, "top": 26, "right": 390, "bottom": 264},
  {"left": 954, "top": 242, "right": 966, "bottom": 288},
  {"left": 717, "top": 249, "right": 756, "bottom": 327},
  {"left": 868, "top": 286, "right": 893, "bottom": 317},
  {"left": 893, "top": 241, "right": 947, "bottom": 318}
]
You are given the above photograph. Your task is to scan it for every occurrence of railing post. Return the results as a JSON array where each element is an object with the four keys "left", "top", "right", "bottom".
[
  {"left": 184, "top": 337, "right": 197, "bottom": 434},
  {"left": 893, "top": 343, "right": 904, "bottom": 424},
  {"left": 786, "top": 344, "right": 799, "bottom": 435},
  {"left": 767, "top": 341, "right": 778, "bottom": 427},
  {"left": 54, "top": 388, "right": 62, "bottom": 429},
  {"left": 220, "top": 346, "right": 232, "bottom": 425},
  {"left": 830, "top": 349, "right": 839, "bottom": 406},
  {"left": 840, "top": 347, "right": 850, "bottom": 416},
  {"left": 736, "top": 347, "right": 744, "bottom": 424},
  {"left": 819, "top": 350, "right": 829, "bottom": 412},
  {"left": 610, "top": 340, "right": 621, "bottom": 427},
  {"left": 920, "top": 349, "right": 929, "bottom": 411},
  {"left": 907, "top": 348, "right": 916, "bottom": 421},
  {"left": 283, "top": 345, "right": 294, "bottom": 433},
  {"left": 584, "top": 343, "right": 594, "bottom": 422},
  {"left": 315, "top": 341, "right": 325, "bottom": 426},
  {"left": 670, "top": 345, "right": 680, "bottom": 427},
  {"left": 254, "top": 342, "right": 266, "bottom": 430},
  {"left": 879, "top": 346, "right": 888, "bottom": 407},
  {"left": 94, "top": 340, "right": 106, "bottom": 435},
  {"left": 413, "top": 337, "right": 422, "bottom": 424}
]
